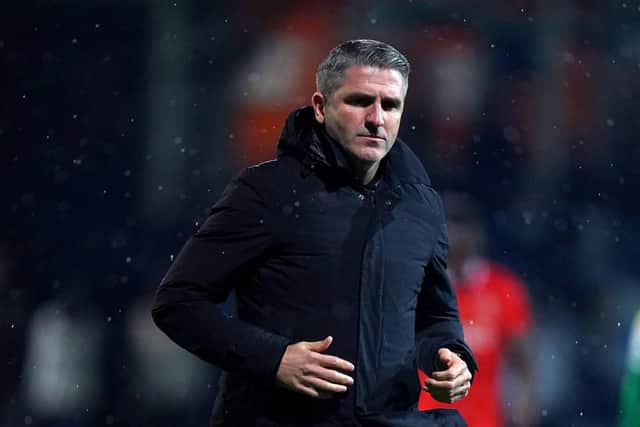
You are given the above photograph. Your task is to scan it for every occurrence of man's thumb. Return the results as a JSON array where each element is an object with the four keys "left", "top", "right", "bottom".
[
  {"left": 308, "top": 336, "right": 333, "bottom": 352},
  {"left": 437, "top": 348, "right": 454, "bottom": 367}
]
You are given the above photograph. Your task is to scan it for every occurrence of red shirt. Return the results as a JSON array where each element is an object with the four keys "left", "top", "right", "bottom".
[{"left": 418, "top": 259, "right": 532, "bottom": 427}]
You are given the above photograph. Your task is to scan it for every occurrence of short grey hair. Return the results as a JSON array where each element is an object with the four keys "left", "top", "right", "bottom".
[{"left": 316, "top": 39, "right": 410, "bottom": 101}]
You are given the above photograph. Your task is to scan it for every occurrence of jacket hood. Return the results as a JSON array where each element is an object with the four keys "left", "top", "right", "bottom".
[{"left": 276, "top": 106, "right": 431, "bottom": 186}]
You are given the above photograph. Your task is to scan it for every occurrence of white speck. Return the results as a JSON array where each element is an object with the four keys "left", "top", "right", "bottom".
[
  {"left": 95, "top": 24, "right": 101, "bottom": 29},
  {"left": 10, "top": 323, "right": 14, "bottom": 329},
  {"left": 107, "top": 316, "right": 112, "bottom": 322},
  {"left": 169, "top": 254, "right": 174, "bottom": 261},
  {"left": 411, "top": 125, "right": 416, "bottom": 130},
  {"left": 24, "top": 416, "right": 32, "bottom": 425},
  {"left": 293, "top": 201, "right": 300, "bottom": 207},
  {"left": 606, "top": 118, "right": 615, "bottom": 127},
  {"left": 123, "top": 169, "right": 131, "bottom": 177},
  {"left": 579, "top": 411, "right": 583, "bottom": 416},
  {"left": 469, "top": 320, "right": 474, "bottom": 325},
  {"left": 71, "top": 38, "right": 78, "bottom": 44},
  {"left": 72, "top": 114, "right": 78, "bottom": 119},
  {"left": 541, "top": 409, "right": 548, "bottom": 417},
  {"left": 370, "top": 18, "right": 377, "bottom": 24},
  {"left": 618, "top": 322, "right": 622, "bottom": 327},
  {"left": 125, "top": 256, "right": 132, "bottom": 263},
  {"left": 157, "top": 185, "right": 164, "bottom": 191},
  {"left": 490, "top": 43, "right": 495, "bottom": 48},
  {"left": 72, "top": 159, "right": 82, "bottom": 165}
]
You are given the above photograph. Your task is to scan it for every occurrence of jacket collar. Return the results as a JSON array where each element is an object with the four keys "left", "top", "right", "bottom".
[{"left": 276, "top": 106, "right": 431, "bottom": 187}]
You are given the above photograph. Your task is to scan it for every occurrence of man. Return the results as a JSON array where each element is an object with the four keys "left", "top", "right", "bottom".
[
  {"left": 152, "top": 39, "right": 477, "bottom": 426},
  {"left": 419, "top": 192, "right": 536, "bottom": 426}
]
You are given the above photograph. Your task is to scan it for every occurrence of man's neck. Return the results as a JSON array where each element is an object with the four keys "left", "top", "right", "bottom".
[{"left": 351, "top": 160, "right": 380, "bottom": 186}]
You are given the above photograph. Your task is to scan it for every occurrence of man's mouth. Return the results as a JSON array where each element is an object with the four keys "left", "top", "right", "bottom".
[{"left": 357, "top": 134, "right": 386, "bottom": 141}]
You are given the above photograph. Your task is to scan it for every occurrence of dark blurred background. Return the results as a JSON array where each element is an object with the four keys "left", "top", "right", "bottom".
[{"left": 2, "top": 1, "right": 639, "bottom": 426}]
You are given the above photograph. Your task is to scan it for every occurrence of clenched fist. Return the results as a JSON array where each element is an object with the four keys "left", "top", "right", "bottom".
[{"left": 424, "top": 348, "right": 472, "bottom": 403}]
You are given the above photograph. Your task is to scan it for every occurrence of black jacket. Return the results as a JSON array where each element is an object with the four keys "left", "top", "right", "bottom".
[{"left": 152, "top": 106, "right": 477, "bottom": 426}]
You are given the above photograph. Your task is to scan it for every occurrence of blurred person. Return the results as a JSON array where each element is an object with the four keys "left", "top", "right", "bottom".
[
  {"left": 152, "top": 39, "right": 477, "bottom": 426},
  {"left": 21, "top": 300, "right": 104, "bottom": 425},
  {"left": 122, "top": 296, "right": 216, "bottom": 426},
  {"left": 404, "top": 26, "right": 489, "bottom": 184},
  {"left": 229, "top": 1, "right": 341, "bottom": 168},
  {"left": 619, "top": 309, "right": 640, "bottom": 427},
  {"left": 418, "top": 192, "right": 536, "bottom": 427}
]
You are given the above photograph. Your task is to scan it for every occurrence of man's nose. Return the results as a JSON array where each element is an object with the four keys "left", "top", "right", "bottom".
[{"left": 365, "top": 102, "right": 384, "bottom": 128}]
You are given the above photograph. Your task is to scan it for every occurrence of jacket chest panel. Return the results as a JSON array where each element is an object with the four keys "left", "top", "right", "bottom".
[
  {"left": 376, "top": 199, "right": 440, "bottom": 369},
  {"left": 260, "top": 188, "right": 374, "bottom": 316},
  {"left": 275, "top": 188, "right": 373, "bottom": 249},
  {"left": 379, "top": 198, "right": 438, "bottom": 298}
]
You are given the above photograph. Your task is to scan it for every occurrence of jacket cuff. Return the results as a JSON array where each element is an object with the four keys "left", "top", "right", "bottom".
[
  {"left": 227, "top": 328, "right": 292, "bottom": 382},
  {"left": 255, "top": 332, "right": 291, "bottom": 381}
]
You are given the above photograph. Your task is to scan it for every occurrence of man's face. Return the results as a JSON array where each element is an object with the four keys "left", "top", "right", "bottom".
[{"left": 313, "top": 65, "right": 406, "bottom": 167}]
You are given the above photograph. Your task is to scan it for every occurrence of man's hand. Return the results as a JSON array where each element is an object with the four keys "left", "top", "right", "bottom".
[
  {"left": 275, "top": 336, "right": 355, "bottom": 399},
  {"left": 424, "top": 348, "right": 472, "bottom": 403}
]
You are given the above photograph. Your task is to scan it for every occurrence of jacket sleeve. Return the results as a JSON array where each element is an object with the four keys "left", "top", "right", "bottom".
[
  {"left": 415, "top": 190, "right": 478, "bottom": 378},
  {"left": 151, "top": 168, "right": 290, "bottom": 382}
]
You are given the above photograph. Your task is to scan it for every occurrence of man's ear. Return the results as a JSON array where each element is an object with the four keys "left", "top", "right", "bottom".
[{"left": 311, "top": 92, "right": 326, "bottom": 124}]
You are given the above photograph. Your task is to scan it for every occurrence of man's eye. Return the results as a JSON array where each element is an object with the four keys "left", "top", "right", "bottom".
[
  {"left": 382, "top": 101, "right": 400, "bottom": 111},
  {"left": 348, "top": 98, "right": 371, "bottom": 107}
]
